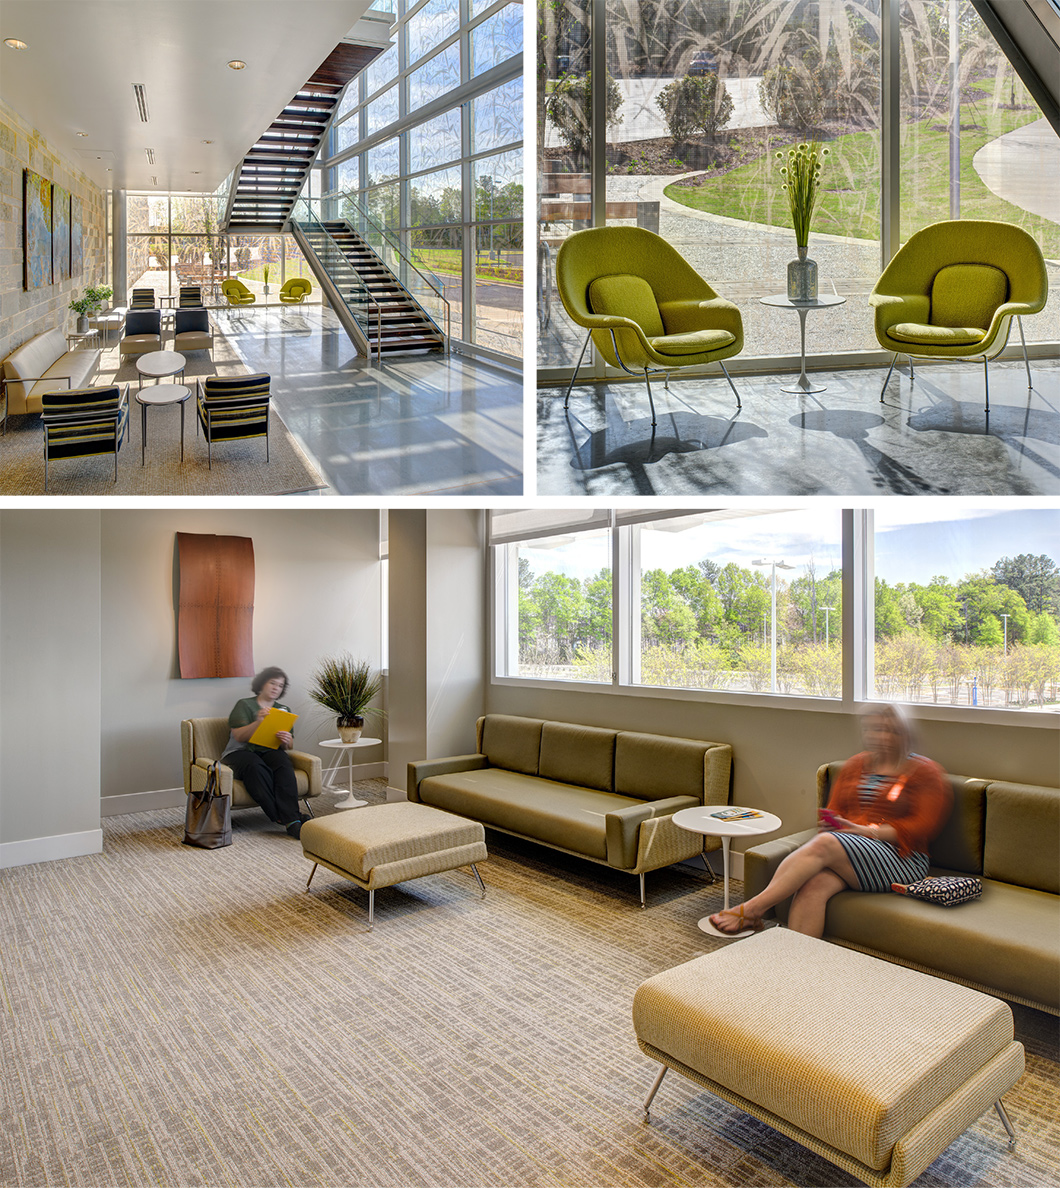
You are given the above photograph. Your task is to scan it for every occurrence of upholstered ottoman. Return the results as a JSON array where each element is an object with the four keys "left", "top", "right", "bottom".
[
  {"left": 632, "top": 928, "right": 1023, "bottom": 1188},
  {"left": 300, "top": 802, "right": 487, "bottom": 928}
]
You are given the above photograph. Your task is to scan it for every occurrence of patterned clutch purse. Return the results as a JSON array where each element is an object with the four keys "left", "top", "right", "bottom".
[{"left": 891, "top": 875, "right": 983, "bottom": 906}]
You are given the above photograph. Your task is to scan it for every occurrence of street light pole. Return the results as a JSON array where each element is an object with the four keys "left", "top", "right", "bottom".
[
  {"left": 1000, "top": 612, "right": 1011, "bottom": 655},
  {"left": 753, "top": 558, "right": 796, "bottom": 693},
  {"left": 821, "top": 605, "right": 834, "bottom": 647}
]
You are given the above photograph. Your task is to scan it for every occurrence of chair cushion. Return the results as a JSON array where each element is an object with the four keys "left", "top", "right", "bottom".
[
  {"left": 174, "top": 309, "right": 209, "bottom": 334},
  {"left": 125, "top": 310, "right": 161, "bottom": 336},
  {"left": 930, "top": 263, "right": 1008, "bottom": 329},
  {"left": 119, "top": 335, "right": 162, "bottom": 356},
  {"left": 648, "top": 329, "right": 736, "bottom": 356},
  {"left": 174, "top": 331, "right": 212, "bottom": 352},
  {"left": 889, "top": 323, "right": 985, "bottom": 346},
  {"left": 42, "top": 385, "right": 120, "bottom": 415},
  {"left": 588, "top": 274, "right": 665, "bottom": 337}
]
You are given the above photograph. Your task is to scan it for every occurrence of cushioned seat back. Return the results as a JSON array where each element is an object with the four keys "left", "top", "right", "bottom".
[
  {"left": 538, "top": 721, "right": 617, "bottom": 792},
  {"left": 189, "top": 717, "right": 231, "bottom": 761},
  {"left": 42, "top": 385, "right": 120, "bottom": 416},
  {"left": 588, "top": 274, "right": 665, "bottom": 336},
  {"left": 3, "top": 329, "right": 67, "bottom": 404},
  {"left": 124, "top": 309, "right": 161, "bottom": 337},
  {"left": 983, "top": 782, "right": 1060, "bottom": 893},
  {"left": 930, "top": 777, "right": 988, "bottom": 873},
  {"left": 175, "top": 308, "right": 209, "bottom": 334},
  {"left": 281, "top": 279, "right": 311, "bottom": 300},
  {"left": 130, "top": 288, "right": 156, "bottom": 309},
  {"left": 615, "top": 732, "right": 709, "bottom": 802},
  {"left": 179, "top": 286, "right": 203, "bottom": 307},
  {"left": 478, "top": 714, "right": 543, "bottom": 775},
  {"left": 930, "top": 264, "right": 1008, "bottom": 329}
]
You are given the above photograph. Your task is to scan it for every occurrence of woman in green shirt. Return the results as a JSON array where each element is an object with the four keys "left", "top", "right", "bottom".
[{"left": 222, "top": 667, "right": 308, "bottom": 838}]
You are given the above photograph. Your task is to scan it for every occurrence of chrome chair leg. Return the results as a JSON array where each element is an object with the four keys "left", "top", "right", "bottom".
[
  {"left": 642, "top": 370, "right": 658, "bottom": 426},
  {"left": 470, "top": 863, "right": 486, "bottom": 898},
  {"left": 880, "top": 353, "right": 898, "bottom": 400},
  {"left": 367, "top": 888, "right": 375, "bottom": 930},
  {"left": 643, "top": 1065, "right": 668, "bottom": 1122},
  {"left": 1017, "top": 316, "right": 1032, "bottom": 388},
  {"left": 908, "top": 356, "right": 915, "bottom": 382},
  {"left": 719, "top": 361, "right": 741, "bottom": 409},
  {"left": 564, "top": 330, "right": 593, "bottom": 410},
  {"left": 983, "top": 356, "right": 990, "bottom": 412},
  {"left": 994, "top": 1099, "right": 1018, "bottom": 1151},
  {"left": 639, "top": 872, "right": 647, "bottom": 907}
]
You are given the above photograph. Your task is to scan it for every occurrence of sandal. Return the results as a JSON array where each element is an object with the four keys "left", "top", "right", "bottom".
[{"left": 703, "top": 903, "right": 763, "bottom": 937}]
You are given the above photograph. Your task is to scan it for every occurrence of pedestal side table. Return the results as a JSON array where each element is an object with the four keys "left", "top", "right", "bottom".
[
  {"left": 673, "top": 806, "right": 782, "bottom": 937},
  {"left": 319, "top": 737, "right": 383, "bottom": 809},
  {"left": 760, "top": 293, "right": 846, "bottom": 393}
]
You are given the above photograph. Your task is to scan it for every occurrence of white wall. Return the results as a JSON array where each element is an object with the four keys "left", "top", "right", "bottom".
[
  {"left": 0, "top": 511, "right": 103, "bottom": 865},
  {"left": 99, "top": 509, "right": 384, "bottom": 806}
]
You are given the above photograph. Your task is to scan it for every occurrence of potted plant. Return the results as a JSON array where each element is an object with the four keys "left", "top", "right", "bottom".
[
  {"left": 776, "top": 142, "right": 829, "bottom": 300},
  {"left": 308, "top": 654, "right": 383, "bottom": 743},
  {"left": 68, "top": 285, "right": 115, "bottom": 332},
  {"left": 262, "top": 263, "right": 270, "bottom": 296}
]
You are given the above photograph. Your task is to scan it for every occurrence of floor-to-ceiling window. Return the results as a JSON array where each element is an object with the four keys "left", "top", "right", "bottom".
[
  {"left": 324, "top": 0, "right": 523, "bottom": 360},
  {"left": 539, "top": 0, "right": 1059, "bottom": 375}
]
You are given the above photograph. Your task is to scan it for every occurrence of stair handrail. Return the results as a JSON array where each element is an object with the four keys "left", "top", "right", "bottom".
[
  {"left": 307, "top": 193, "right": 451, "bottom": 333},
  {"left": 292, "top": 198, "right": 383, "bottom": 363}
]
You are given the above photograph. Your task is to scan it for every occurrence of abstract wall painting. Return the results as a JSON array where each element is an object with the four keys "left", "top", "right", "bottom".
[
  {"left": 53, "top": 185, "right": 71, "bottom": 282},
  {"left": 23, "top": 169, "right": 52, "bottom": 290},
  {"left": 70, "top": 195, "right": 83, "bottom": 278}
]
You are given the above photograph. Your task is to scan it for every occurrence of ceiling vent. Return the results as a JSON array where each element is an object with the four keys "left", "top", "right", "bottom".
[
  {"left": 132, "top": 83, "right": 150, "bottom": 123},
  {"left": 145, "top": 148, "right": 155, "bottom": 165}
]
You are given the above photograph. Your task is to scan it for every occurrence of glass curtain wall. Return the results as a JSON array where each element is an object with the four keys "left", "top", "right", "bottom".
[
  {"left": 325, "top": 0, "right": 523, "bottom": 358},
  {"left": 125, "top": 193, "right": 322, "bottom": 306},
  {"left": 539, "top": 0, "right": 1058, "bottom": 372}
]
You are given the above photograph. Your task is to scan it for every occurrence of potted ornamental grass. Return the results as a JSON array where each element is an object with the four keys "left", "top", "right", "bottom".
[
  {"left": 776, "top": 142, "right": 829, "bottom": 300},
  {"left": 308, "top": 654, "right": 383, "bottom": 743}
]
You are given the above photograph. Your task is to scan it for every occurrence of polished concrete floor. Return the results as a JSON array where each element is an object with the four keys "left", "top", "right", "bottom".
[
  {"left": 224, "top": 304, "right": 523, "bottom": 496},
  {"left": 537, "top": 358, "right": 1060, "bottom": 496}
]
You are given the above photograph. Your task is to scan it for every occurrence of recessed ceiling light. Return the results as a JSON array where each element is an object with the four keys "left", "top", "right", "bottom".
[
  {"left": 227, "top": 59, "right": 246, "bottom": 70},
  {"left": 4, "top": 38, "right": 28, "bottom": 50}
]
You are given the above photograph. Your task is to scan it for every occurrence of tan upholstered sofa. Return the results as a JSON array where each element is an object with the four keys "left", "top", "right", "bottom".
[
  {"left": 408, "top": 714, "right": 732, "bottom": 904},
  {"left": 2, "top": 328, "right": 101, "bottom": 427},
  {"left": 181, "top": 716, "right": 323, "bottom": 813},
  {"left": 745, "top": 764, "right": 1060, "bottom": 1014}
]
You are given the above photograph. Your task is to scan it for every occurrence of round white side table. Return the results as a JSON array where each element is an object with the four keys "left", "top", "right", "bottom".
[
  {"left": 760, "top": 293, "right": 846, "bottom": 393},
  {"left": 319, "top": 737, "right": 382, "bottom": 809},
  {"left": 673, "top": 806, "right": 783, "bottom": 937}
]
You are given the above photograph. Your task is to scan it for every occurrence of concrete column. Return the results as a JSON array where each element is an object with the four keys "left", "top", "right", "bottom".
[{"left": 112, "top": 189, "right": 127, "bottom": 304}]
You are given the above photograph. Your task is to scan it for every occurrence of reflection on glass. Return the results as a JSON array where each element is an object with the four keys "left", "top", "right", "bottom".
[
  {"left": 474, "top": 220, "right": 522, "bottom": 353},
  {"left": 510, "top": 531, "right": 613, "bottom": 681},
  {"left": 367, "top": 139, "right": 400, "bottom": 184},
  {"left": 472, "top": 5, "right": 522, "bottom": 76},
  {"left": 873, "top": 507, "right": 1059, "bottom": 711},
  {"left": 410, "top": 225, "right": 463, "bottom": 339},
  {"left": 410, "top": 166, "right": 462, "bottom": 225},
  {"left": 407, "top": 0, "right": 459, "bottom": 66},
  {"left": 366, "top": 84, "right": 399, "bottom": 137},
  {"left": 337, "top": 157, "right": 362, "bottom": 194},
  {"left": 409, "top": 107, "right": 462, "bottom": 173},
  {"left": 409, "top": 43, "right": 460, "bottom": 109},
  {"left": 472, "top": 77, "right": 523, "bottom": 154},
  {"left": 335, "top": 116, "right": 362, "bottom": 155},
  {"left": 365, "top": 43, "right": 399, "bottom": 98}
]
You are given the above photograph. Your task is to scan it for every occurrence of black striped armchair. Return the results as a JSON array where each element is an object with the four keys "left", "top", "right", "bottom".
[
  {"left": 196, "top": 372, "right": 271, "bottom": 468},
  {"left": 41, "top": 383, "right": 130, "bottom": 489}
]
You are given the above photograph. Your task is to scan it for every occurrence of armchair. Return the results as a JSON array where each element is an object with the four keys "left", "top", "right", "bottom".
[
  {"left": 119, "top": 309, "right": 162, "bottom": 359},
  {"left": 181, "top": 717, "right": 323, "bottom": 815},
  {"left": 178, "top": 285, "right": 203, "bottom": 308},
  {"left": 555, "top": 226, "right": 744, "bottom": 425},
  {"left": 130, "top": 288, "right": 156, "bottom": 309},
  {"left": 172, "top": 308, "right": 214, "bottom": 356},
  {"left": 221, "top": 278, "right": 257, "bottom": 313},
  {"left": 196, "top": 372, "right": 271, "bottom": 468},
  {"left": 279, "top": 278, "right": 312, "bottom": 306},
  {"left": 41, "top": 383, "right": 129, "bottom": 489},
  {"left": 871, "top": 219, "right": 1048, "bottom": 410}
]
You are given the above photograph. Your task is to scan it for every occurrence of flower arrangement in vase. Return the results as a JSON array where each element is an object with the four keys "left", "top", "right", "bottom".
[
  {"left": 68, "top": 284, "right": 114, "bottom": 332},
  {"left": 777, "top": 142, "right": 829, "bottom": 300},
  {"left": 308, "top": 654, "right": 383, "bottom": 743}
]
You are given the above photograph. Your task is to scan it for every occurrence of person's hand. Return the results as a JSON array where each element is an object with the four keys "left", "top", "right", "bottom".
[
  {"left": 823, "top": 813, "right": 860, "bottom": 833},
  {"left": 276, "top": 730, "right": 293, "bottom": 748},
  {"left": 255, "top": 707, "right": 269, "bottom": 723}
]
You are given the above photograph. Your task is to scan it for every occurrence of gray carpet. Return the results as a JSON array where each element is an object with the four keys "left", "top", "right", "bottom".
[
  {"left": 1, "top": 785, "right": 1056, "bottom": 1188},
  {"left": 0, "top": 327, "right": 325, "bottom": 495}
]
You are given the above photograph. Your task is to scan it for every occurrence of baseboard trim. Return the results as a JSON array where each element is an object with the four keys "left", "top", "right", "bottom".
[
  {"left": 1, "top": 828, "right": 103, "bottom": 869},
  {"left": 386, "top": 785, "right": 409, "bottom": 802},
  {"left": 102, "top": 787, "right": 185, "bottom": 816}
]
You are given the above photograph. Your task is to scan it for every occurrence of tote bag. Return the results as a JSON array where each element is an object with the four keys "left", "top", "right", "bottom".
[{"left": 183, "top": 761, "right": 232, "bottom": 849}]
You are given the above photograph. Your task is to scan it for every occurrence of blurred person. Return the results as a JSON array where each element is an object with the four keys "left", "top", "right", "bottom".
[{"left": 709, "top": 704, "right": 951, "bottom": 937}]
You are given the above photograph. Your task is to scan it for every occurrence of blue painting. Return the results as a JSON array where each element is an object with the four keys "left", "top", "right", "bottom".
[
  {"left": 53, "top": 185, "right": 71, "bottom": 281},
  {"left": 23, "top": 170, "right": 52, "bottom": 290},
  {"left": 71, "top": 195, "right": 83, "bottom": 278}
]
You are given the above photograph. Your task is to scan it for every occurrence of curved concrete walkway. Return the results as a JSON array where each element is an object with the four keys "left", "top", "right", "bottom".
[{"left": 973, "top": 117, "right": 1060, "bottom": 225}]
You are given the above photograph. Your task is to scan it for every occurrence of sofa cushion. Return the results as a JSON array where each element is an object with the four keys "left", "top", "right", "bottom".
[
  {"left": 538, "top": 721, "right": 616, "bottom": 792},
  {"left": 929, "top": 777, "right": 987, "bottom": 874},
  {"left": 983, "top": 782, "right": 1059, "bottom": 894},
  {"left": 615, "top": 732, "right": 709, "bottom": 802},
  {"left": 479, "top": 714, "right": 542, "bottom": 775},
  {"left": 647, "top": 329, "right": 736, "bottom": 357},
  {"left": 3, "top": 329, "right": 101, "bottom": 413},
  {"left": 825, "top": 876, "right": 1060, "bottom": 1011},
  {"left": 418, "top": 767, "right": 644, "bottom": 860}
]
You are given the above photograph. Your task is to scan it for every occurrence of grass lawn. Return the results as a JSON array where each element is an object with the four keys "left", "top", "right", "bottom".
[
  {"left": 414, "top": 247, "right": 523, "bottom": 285},
  {"left": 666, "top": 93, "right": 1058, "bottom": 256}
]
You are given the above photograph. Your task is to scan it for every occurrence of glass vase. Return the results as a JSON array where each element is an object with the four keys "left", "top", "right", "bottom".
[{"left": 787, "top": 245, "right": 818, "bottom": 301}]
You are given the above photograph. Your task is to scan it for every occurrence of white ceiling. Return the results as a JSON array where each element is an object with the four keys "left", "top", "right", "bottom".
[{"left": 0, "top": 0, "right": 376, "bottom": 192}]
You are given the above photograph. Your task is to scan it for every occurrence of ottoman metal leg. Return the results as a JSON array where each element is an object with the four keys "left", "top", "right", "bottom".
[
  {"left": 643, "top": 1065, "right": 668, "bottom": 1122},
  {"left": 994, "top": 1099, "right": 1018, "bottom": 1150},
  {"left": 368, "top": 889, "right": 375, "bottom": 930},
  {"left": 470, "top": 863, "right": 486, "bottom": 897},
  {"left": 305, "top": 863, "right": 318, "bottom": 891}
]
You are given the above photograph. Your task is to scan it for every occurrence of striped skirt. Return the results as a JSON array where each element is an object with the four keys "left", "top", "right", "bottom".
[{"left": 833, "top": 832, "right": 930, "bottom": 892}]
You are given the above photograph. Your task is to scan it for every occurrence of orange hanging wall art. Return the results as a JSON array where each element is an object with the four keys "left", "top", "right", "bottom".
[{"left": 176, "top": 532, "right": 255, "bottom": 679}]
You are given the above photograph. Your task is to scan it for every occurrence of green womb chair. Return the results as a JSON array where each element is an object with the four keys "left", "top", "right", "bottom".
[
  {"left": 871, "top": 220, "right": 1048, "bottom": 410},
  {"left": 221, "top": 277, "right": 257, "bottom": 314},
  {"left": 555, "top": 226, "right": 744, "bottom": 425},
  {"left": 278, "top": 277, "right": 312, "bottom": 307}
]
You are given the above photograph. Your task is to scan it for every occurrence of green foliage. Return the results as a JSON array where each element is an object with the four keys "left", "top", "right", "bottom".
[
  {"left": 656, "top": 74, "right": 734, "bottom": 143},
  {"left": 775, "top": 141, "right": 829, "bottom": 246},
  {"left": 307, "top": 654, "right": 383, "bottom": 725},
  {"left": 759, "top": 59, "right": 823, "bottom": 130},
  {"left": 547, "top": 72, "right": 623, "bottom": 161}
]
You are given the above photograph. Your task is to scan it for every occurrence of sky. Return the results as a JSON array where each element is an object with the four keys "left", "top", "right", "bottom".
[{"left": 522, "top": 507, "right": 1059, "bottom": 589}]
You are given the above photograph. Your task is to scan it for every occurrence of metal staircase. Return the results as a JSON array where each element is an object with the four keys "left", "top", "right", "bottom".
[{"left": 292, "top": 203, "right": 448, "bottom": 359}]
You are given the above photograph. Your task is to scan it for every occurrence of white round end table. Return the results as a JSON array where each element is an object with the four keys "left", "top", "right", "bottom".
[
  {"left": 760, "top": 293, "right": 846, "bottom": 393},
  {"left": 136, "top": 350, "right": 186, "bottom": 390},
  {"left": 673, "top": 805, "right": 783, "bottom": 937},
  {"left": 319, "top": 737, "right": 382, "bottom": 809},
  {"left": 136, "top": 383, "right": 191, "bottom": 464}
]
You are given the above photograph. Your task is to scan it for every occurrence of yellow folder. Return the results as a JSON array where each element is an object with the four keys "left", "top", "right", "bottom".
[{"left": 248, "top": 707, "right": 298, "bottom": 749}]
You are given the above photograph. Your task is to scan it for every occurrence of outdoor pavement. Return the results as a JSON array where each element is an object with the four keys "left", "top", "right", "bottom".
[{"left": 973, "top": 117, "right": 1060, "bottom": 224}]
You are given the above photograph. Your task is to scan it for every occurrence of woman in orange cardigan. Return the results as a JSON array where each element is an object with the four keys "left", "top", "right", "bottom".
[{"left": 709, "top": 704, "right": 951, "bottom": 937}]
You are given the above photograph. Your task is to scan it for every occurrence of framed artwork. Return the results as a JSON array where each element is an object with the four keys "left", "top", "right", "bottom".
[
  {"left": 52, "top": 185, "right": 71, "bottom": 282},
  {"left": 176, "top": 532, "right": 256, "bottom": 679},
  {"left": 71, "top": 195, "right": 83, "bottom": 278},
  {"left": 23, "top": 169, "right": 52, "bottom": 290}
]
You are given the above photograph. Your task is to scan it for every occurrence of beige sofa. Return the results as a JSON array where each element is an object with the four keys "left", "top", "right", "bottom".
[
  {"left": 745, "top": 764, "right": 1060, "bottom": 1014},
  {"left": 2, "top": 328, "right": 101, "bottom": 428},
  {"left": 181, "top": 716, "right": 323, "bottom": 813},
  {"left": 408, "top": 714, "right": 732, "bottom": 904}
]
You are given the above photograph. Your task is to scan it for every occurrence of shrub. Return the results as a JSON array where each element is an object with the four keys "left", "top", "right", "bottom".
[
  {"left": 759, "top": 59, "right": 823, "bottom": 130},
  {"left": 547, "top": 72, "right": 623, "bottom": 161},
  {"left": 656, "top": 74, "right": 734, "bottom": 143}
]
